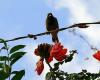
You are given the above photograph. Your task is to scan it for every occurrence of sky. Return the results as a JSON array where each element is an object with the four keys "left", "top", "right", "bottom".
[{"left": 0, "top": 0, "right": 100, "bottom": 80}]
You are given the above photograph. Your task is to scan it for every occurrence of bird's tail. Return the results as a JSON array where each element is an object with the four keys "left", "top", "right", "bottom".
[{"left": 52, "top": 33, "right": 59, "bottom": 43}]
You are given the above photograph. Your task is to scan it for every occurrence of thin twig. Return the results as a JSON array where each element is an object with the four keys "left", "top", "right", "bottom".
[
  {"left": 0, "top": 21, "right": 100, "bottom": 43},
  {"left": 45, "top": 59, "right": 53, "bottom": 71}
]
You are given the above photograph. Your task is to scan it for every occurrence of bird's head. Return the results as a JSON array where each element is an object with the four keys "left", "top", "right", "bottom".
[{"left": 47, "top": 13, "right": 53, "bottom": 18}]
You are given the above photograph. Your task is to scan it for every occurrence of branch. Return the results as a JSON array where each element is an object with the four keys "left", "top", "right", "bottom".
[{"left": 0, "top": 21, "right": 100, "bottom": 43}]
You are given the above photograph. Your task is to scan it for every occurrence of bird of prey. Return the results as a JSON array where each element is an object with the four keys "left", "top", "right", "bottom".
[{"left": 46, "top": 13, "right": 59, "bottom": 43}]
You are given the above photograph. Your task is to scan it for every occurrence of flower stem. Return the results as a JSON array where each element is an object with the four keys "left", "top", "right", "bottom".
[
  {"left": 7, "top": 50, "right": 11, "bottom": 80},
  {"left": 45, "top": 59, "right": 53, "bottom": 71},
  {"left": 45, "top": 59, "right": 65, "bottom": 79}
]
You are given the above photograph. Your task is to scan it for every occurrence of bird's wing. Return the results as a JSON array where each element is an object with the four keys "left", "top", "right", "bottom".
[{"left": 53, "top": 17, "right": 59, "bottom": 29}]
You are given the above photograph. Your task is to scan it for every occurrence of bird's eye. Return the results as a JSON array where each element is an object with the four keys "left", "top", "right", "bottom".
[
  {"left": 49, "top": 14, "right": 52, "bottom": 16},
  {"left": 48, "top": 13, "right": 52, "bottom": 16}
]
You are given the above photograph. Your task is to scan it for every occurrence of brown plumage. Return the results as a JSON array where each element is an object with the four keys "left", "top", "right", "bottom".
[{"left": 46, "top": 13, "right": 59, "bottom": 43}]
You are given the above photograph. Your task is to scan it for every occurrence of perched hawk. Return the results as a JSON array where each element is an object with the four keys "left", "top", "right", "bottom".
[{"left": 46, "top": 13, "right": 59, "bottom": 43}]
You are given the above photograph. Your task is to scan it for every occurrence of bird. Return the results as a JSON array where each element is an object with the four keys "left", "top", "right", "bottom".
[{"left": 46, "top": 13, "right": 59, "bottom": 43}]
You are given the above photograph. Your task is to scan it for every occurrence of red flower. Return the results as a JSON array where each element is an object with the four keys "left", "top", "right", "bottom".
[
  {"left": 34, "top": 43, "right": 53, "bottom": 75},
  {"left": 47, "top": 56, "right": 53, "bottom": 63},
  {"left": 34, "top": 43, "right": 67, "bottom": 75},
  {"left": 34, "top": 49, "right": 39, "bottom": 56},
  {"left": 50, "top": 43, "right": 67, "bottom": 61},
  {"left": 35, "top": 59, "right": 44, "bottom": 75},
  {"left": 34, "top": 43, "right": 52, "bottom": 59},
  {"left": 93, "top": 51, "right": 100, "bottom": 61}
]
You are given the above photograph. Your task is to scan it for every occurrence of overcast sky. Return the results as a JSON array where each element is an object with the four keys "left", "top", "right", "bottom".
[{"left": 0, "top": 0, "right": 100, "bottom": 80}]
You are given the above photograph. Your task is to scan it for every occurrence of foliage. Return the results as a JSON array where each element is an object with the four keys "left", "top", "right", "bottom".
[
  {"left": 46, "top": 69, "right": 100, "bottom": 80},
  {"left": 0, "top": 38, "right": 26, "bottom": 80}
]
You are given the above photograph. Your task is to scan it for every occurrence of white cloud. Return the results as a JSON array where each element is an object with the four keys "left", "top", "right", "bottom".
[
  {"left": 59, "top": 53, "right": 100, "bottom": 73},
  {"left": 55, "top": 0, "right": 93, "bottom": 22},
  {"left": 46, "top": 0, "right": 100, "bottom": 73},
  {"left": 52, "top": 0, "right": 100, "bottom": 47},
  {"left": 57, "top": 0, "right": 100, "bottom": 45}
]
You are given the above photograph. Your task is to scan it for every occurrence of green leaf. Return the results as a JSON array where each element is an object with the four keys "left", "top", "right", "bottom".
[
  {"left": 3, "top": 63, "right": 11, "bottom": 74},
  {"left": 0, "top": 63, "right": 11, "bottom": 75},
  {"left": 53, "top": 63, "right": 59, "bottom": 71},
  {"left": 11, "top": 70, "right": 25, "bottom": 80},
  {"left": 65, "top": 53, "right": 74, "bottom": 63},
  {"left": 10, "top": 52, "right": 26, "bottom": 60},
  {"left": 10, "top": 52, "right": 26, "bottom": 66},
  {"left": 0, "top": 70, "right": 9, "bottom": 79},
  {"left": 82, "top": 70, "right": 87, "bottom": 73},
  {"left": 10, "top": 57, "right": 20, "bottom": 66},
  {"left": 11, "top": 71, "right": 19, "bottom": 74},
  {"left": 10, "top": 45, "right": 25, "bottom": 54},
  {"left": 0, "top": 38, "right": 8, "bottom": 50},
  {"left": 59, "top": 76, "right": 64, "bottom": 80},
  {"left": 45, "top": 72, "right": 52, "bottom": 80},
  {"left": 0, "top": 56, "right": 9, "bottom": 61},
  {"left": 0, "top": 38, "right": 4, "bottom": 43},
  {"left": 0, "top": 63, "right": 3, "bottom": 68}
]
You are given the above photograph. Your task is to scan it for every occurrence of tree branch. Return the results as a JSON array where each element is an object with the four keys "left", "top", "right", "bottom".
[{"left": 0, "top": 21, "right": 100, "bottom": 43}]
